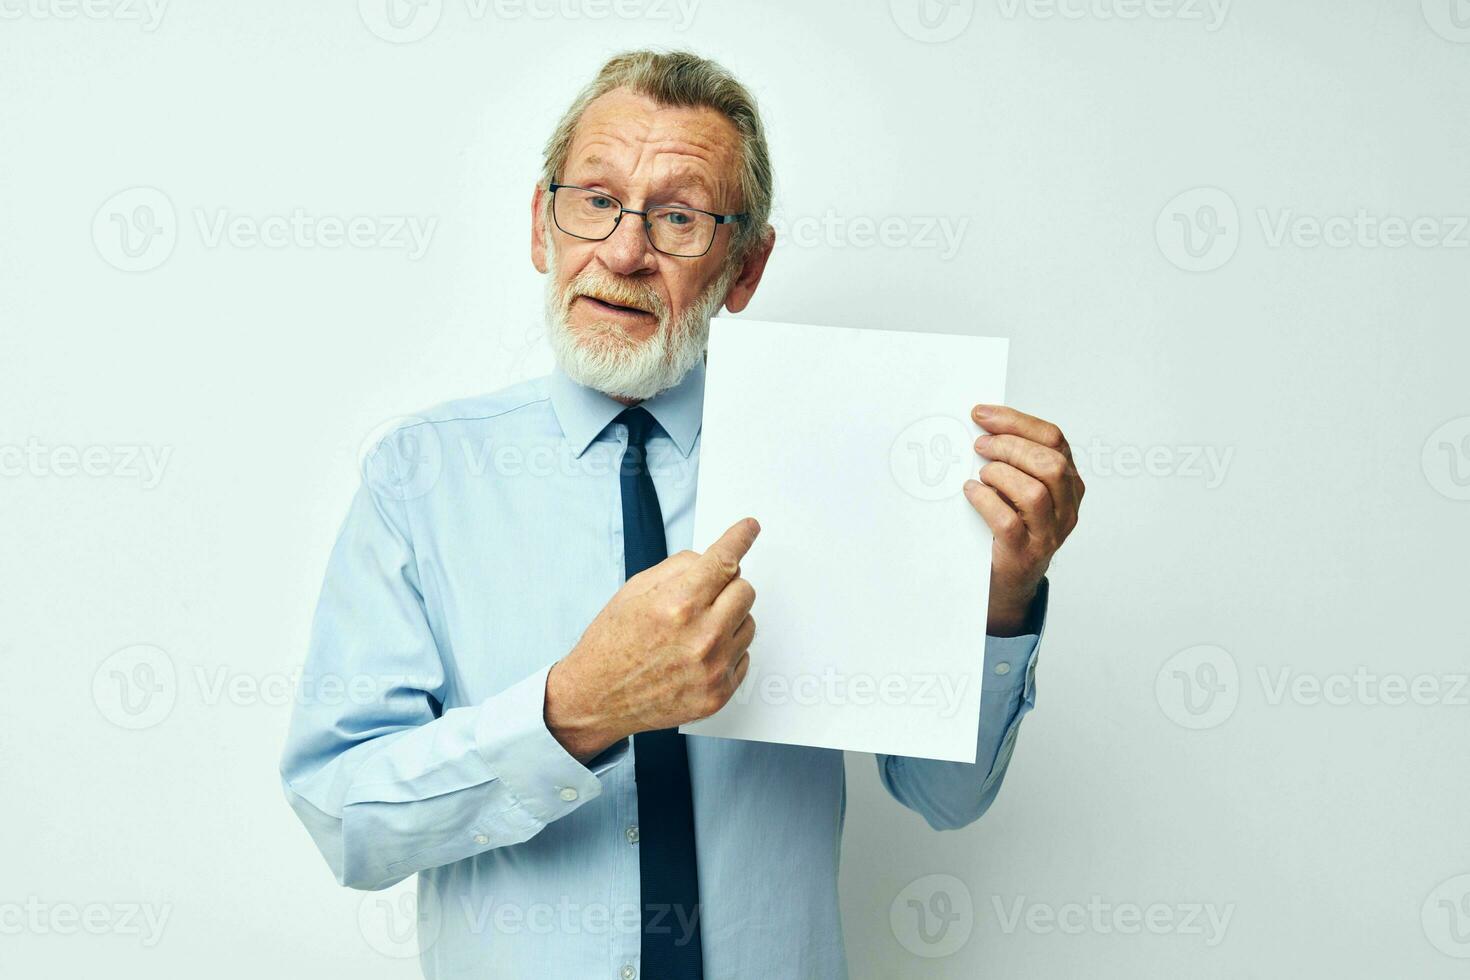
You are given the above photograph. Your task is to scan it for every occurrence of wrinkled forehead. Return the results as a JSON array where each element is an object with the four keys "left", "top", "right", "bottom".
[{"left": 563, "top": 87, "right": 742, "bottom": 209}]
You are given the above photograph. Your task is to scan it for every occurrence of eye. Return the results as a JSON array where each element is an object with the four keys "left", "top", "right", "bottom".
[
  {"left": 587, "top": 195, "right": 617, "bottom": 211},
  {"left": 660, "top": 210, "right": 692, "bottom": 226}
]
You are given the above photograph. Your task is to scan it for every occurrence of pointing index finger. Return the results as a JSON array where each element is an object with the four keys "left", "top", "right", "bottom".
[{"left": 690, "top": 518, "right": 760, "bottom": 598}]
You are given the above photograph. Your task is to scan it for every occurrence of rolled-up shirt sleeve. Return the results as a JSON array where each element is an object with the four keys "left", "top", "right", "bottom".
[
  {"left": 278, "top": 441, "right": 627, "bottom": 891},
  {"left": 876, "top": 578, "right": 1047, "bottom": 831}
]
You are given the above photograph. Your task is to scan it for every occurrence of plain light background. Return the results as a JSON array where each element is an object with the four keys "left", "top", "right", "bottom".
[{"left": 2, "top": 1, "right": 1468, "bottom": 977}]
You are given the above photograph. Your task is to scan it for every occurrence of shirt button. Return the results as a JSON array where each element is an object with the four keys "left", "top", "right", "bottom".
[
  {"left": 559, "top": 787, "right": 579, "bottom": 802},
  {"left": 473, "top": 834, "right": 489, "bottom": 845},
  {"left": 625, "top": 825, "right": 639, "bottom": 844},
  {"left": 620, "top": 966, "right": 636, "bottom": 980},
  {"left": 994, "top": 662, "right": 1012, "bottom": 676}
]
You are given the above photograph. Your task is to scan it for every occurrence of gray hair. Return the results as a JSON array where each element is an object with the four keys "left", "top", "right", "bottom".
[{"left": 540, "top": 49, "right": 773, "bottom": 265}]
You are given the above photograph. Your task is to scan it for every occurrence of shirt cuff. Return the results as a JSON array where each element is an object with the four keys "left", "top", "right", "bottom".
[
  {"left": 472, "top": 663, "right": 624, "bottom": 827},
  {"left": 982, "top": 577, "right": 1048, "bottom": 704}
]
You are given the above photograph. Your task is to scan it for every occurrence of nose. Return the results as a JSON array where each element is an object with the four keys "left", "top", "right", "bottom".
[{"left": 595, "top": 210, "right": 658, "bottom": 277}]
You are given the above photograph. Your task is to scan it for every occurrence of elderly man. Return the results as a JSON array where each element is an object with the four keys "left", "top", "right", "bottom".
[{"left": 280, "top": 49, "right": 1083, "bottom": 979}]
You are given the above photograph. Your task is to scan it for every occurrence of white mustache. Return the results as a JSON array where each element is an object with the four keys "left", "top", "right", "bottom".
[
  {"left": 581, "top": 293, "right": 652, "bottom": 313},
  {"left": 567, "top": 276, "right": 666, "bottom": 320}
]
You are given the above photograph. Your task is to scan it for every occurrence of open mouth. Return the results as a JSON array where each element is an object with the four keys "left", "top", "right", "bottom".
[{"left": 578, "top": 295, "right": 655, "bottom": 318}]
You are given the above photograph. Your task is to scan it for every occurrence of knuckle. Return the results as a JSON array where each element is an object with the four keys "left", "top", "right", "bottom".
[
  {"left": 706, "top": 657, "right": 732, "bottom": 687},
  {"left": 732, "top": 620, "right": 754, "bottom": 651},
  {"left": 663, "top": 598, "right": 696, "bottom": 625},
  {"left": 1023, "top": 484, "right": 1048, "bottom": 508},
  {"left": 668, "top": 642, "right": 695, "bottom": 668},
  {"left": 698, "top": 687, "right": 728, "bottom": 718},
  {"left": 693, "top": 629, "right": 721, "bottom": 659},
  {"left": 1041, "top": 423, "right": 1064, "bottom": 448}
]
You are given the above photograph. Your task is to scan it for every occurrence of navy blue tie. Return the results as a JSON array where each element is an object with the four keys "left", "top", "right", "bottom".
[{"left": 617, "top": 406, "right": 704, "bottom": 980}]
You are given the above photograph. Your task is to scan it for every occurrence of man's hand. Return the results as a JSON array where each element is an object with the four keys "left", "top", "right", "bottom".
[
  {"left": 545, "top": 518, "right": 760, "bottom": 762},
  {"left": 963, "top": 405, "right": 1085, "bottom": 636}
]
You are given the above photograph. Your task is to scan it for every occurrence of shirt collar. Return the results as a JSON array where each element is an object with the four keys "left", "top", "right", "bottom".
[{"left": 548, "top": 355, "right": 705, "bottom": 459}]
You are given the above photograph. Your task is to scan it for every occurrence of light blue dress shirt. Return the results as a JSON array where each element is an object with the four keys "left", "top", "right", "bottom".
[{"left": 279, "top": 356, "right": 1044, "bottom": 979}]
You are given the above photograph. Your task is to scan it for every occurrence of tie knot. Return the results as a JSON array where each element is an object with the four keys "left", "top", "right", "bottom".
[{"left": 616, "top": 407, "right": 659, "bottom": 448}]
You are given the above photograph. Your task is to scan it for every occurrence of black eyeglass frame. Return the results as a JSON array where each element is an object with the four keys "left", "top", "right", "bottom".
[{"left": 547, "top": 182, "right": 748, "bottom": 258}]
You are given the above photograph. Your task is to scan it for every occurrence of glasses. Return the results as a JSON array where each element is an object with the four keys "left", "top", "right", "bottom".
[{"left": 548, "top": 183, "right": 747, "bottom": 258}]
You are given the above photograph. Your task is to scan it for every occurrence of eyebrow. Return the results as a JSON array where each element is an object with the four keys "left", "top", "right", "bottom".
[{"left": 570, "top": 157, "right": 717, "bottom": 206}]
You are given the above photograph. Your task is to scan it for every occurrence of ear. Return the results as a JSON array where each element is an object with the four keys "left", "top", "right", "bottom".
[
  {"left": 721, "top": 224, "right": 775, "bottom": 314},
  {"left": 531, "top": 184, "right": 549, "bottom": 274}
]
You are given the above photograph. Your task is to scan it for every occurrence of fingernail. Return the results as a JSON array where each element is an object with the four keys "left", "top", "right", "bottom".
[
  {"left": 973, "top": 405, "right": 994, "bottom": 420},
  {"left": 963, "top": 479, "right": 980, "bottom": 492},
  {"left": 974, "top": 435, "right": 990, "bottom": 450}
]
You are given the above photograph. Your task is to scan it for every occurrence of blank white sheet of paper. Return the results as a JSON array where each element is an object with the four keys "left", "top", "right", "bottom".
[{"left": 680, "top": 318, "right": 1009, "bottom": 763}]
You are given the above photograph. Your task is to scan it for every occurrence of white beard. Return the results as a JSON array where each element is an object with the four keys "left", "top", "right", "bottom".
[{"left": 544, "top": 237, "right": 738, "bottom": 402}]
